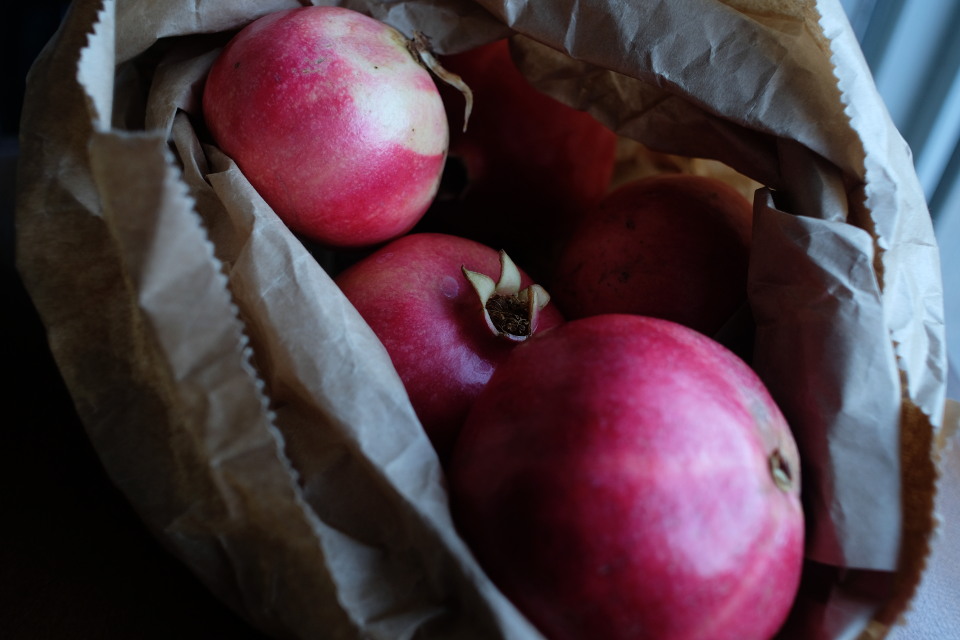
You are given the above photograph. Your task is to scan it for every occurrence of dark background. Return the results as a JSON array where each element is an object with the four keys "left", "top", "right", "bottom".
[{"left": 1, "top": 3, "right": 263, "bottom": 637}]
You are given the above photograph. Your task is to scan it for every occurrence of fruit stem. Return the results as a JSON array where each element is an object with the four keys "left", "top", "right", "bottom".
[
  {"left": 462, "top": 250, "right": 551, "bottom": 342},
  {"left": 411, "top": 31, "right": 473, "bottom": 132},
  {"left": 769, "top": 449, "right": 794, "bottom": 492}
]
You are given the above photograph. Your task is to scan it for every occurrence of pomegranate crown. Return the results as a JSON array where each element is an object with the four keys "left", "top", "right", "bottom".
[{"left": 462, "top": 250, "right": 551, "bottom": 342}]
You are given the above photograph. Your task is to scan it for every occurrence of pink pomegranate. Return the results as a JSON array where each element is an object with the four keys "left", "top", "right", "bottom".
[
  {"left": 552, "top": 174, "right": 754, "bottom": 336},
  {"left": 450, "top": 314, "right": 803, "bottom": 640},
  {"left": 334, "top": 233, "right": 564, "bottom": 462},
  {"left": 419, "top": 38, "right": 618, "bottom": 278},
  {"left": 202, "top": 7, "right": 448, "bottom": 248}
]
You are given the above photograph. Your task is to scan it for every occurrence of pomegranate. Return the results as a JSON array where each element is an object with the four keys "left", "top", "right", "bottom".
[
  {"left": 450, "top": 314, "right": 803, "bottom": 640},
  {"left": 334, "top": 233, "right": 564, "bottom": 462},
  {"left": 417, "top": 38, "right": 618, "bottom": 278},
  {"left": 551, "top": 174, "right": 754, "bottom": 336},
  {"left": 202, "top": 6, "right": 448, "bottom": 248}
]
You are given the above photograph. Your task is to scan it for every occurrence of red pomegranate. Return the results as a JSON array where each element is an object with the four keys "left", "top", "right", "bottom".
[
  {"left": 552, "top": 173, "right": 754, "bottom": 336},
  {"left": 450, "top": 314, "right": 803, "bottom": 640},
  {"left": 203, "top": 6, "right": 448, "bottom": 248},
  {"left": 334, "top": 233, "right": 564, "bottom": 462},
  {"left": 418, "top": 38, "right": 619, "bottom": 278}
]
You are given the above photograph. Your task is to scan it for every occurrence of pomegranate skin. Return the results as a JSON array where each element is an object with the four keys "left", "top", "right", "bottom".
[
  {"left": 203, "top": 7, "right": 448, "bottom": 248},
  {"left": 552, "top": 174, "right": 753, "bottom": 336},
  {"left": 334, "top": 233, "right": 564, "bottom": 462},
  {"left": 419, "top": 39, "right": 618, "bottom": 278},
  {"left": 450, "top": 314, "right": 803, "bottom": 640}
]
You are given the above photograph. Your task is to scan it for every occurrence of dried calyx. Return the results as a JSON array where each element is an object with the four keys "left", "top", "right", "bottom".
[
  {"left": 769, "top": 449, "right": 794, "bottom": 492},
  {"left": 411, "top": 31, "right": 473, "bottom": 132},
  {"left": 462, "top": 251, "right": 551, "bottom": 342}
]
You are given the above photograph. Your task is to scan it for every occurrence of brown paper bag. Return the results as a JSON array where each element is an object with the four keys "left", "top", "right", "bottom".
[{"left": 15, "top": 0, "right": 952, "bottom": 638}]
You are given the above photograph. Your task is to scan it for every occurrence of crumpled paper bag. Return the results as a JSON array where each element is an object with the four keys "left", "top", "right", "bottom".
[{"left": 15, "top": 0, "right": 952, "bottom": 638}]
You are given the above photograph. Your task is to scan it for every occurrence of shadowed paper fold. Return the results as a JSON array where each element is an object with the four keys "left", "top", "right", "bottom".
[{"left": 14, "top": 0, "right": 948, "bottom": 638}]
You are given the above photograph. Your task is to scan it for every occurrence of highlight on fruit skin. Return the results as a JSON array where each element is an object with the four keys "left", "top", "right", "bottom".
[
  {"left": 449, "top": 313, "right": 804, "bottom": 640},
  {"left": 201, "top": 6, "right": 449, "bottom": 249}
]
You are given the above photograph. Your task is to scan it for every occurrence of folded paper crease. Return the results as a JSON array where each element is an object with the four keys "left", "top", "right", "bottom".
[{"left": 14, "top": 1, "right": 947, "bottom": 639}]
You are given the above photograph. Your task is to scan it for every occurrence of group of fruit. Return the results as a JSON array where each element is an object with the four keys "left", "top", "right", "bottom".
[{"left": 202, "top": 6, "right": 804, "bottom": 640}]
